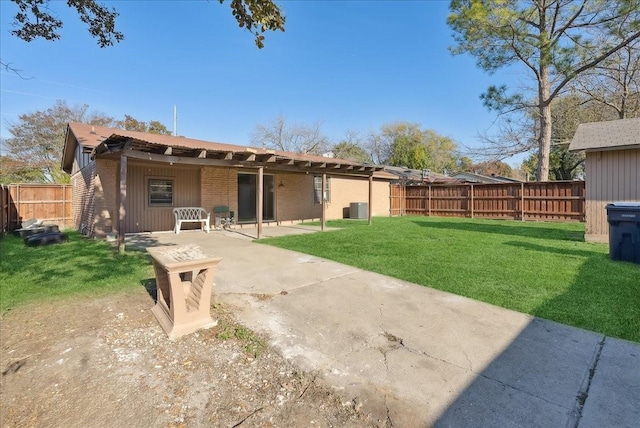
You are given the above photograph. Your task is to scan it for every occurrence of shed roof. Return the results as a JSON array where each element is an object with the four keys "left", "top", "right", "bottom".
[
  {"left": 568, "top": 118, "right": 640, "bottom": 152},
  {"left": 63, "top": 123, "right": 383, "bottom": 176}
]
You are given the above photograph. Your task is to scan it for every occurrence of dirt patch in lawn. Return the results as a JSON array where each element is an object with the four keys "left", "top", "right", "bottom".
[{"left": 0, "top": 290, "right": 376, "bottom": 427}]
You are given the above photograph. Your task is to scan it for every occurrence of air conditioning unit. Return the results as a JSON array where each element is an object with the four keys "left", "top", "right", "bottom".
[{"left": 349, "top": 202, "right": 368, "bottom": 219}]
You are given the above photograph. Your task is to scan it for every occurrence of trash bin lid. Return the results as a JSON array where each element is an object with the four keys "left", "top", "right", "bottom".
[{"left": 607, "top": 201, "right": 640, "bottom": 208}]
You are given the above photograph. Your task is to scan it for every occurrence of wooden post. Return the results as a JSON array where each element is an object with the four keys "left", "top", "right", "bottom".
[
  {"left": 321, "top": 173, "right": 326, "bottom": 231},
  {"left": 470, "top": 184, "right": 474, "bottom": 218},
  {"left": 118, "top": 154, "right": 127, "bottom": 252},
  {"left": 428, "top": 185, "right": 432, "bottom": 216},
  {"left": 62, "top": 185, "right": 67, "bottom": 229},
  {"left": 520, "top": 182, "right": 525, "bottom": 221},
  {"left": 368, "top": 174, "right": 373, "bottom": 225},
  {"left": 257, "top": 167, "right": 263, "bottom": 239}
]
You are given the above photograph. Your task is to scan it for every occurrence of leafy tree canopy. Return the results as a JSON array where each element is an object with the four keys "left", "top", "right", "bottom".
[
  {"left": 332, "top": 141, "right": 372, "bottom": 164},
  {"left": 7, "top": 0, "right": 284, "bottom": 49},
  {"left": 2, "top": 100, "right": 171, "bottom": 184},
  {"left": 380, "top": 122, "right": 460, "bottom": 173},
  {"left": 469, "top": 160, "right": 513, "bottom": 177},
  {"left": 119, "top": 115, "right": 172, "bottom": 135}
]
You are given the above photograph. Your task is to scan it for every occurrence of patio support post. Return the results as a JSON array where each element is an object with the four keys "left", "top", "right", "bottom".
[
  {"left": 321, "top": 173, "right": 326, "bottom": 231},
  {"left": 257, "top": 166, "right": 263, "bottom": 239},
  {"left": 368, "top": 174, "right": 373, "bottom": 225},
  {"left": 118, "top": 154, "right": 127, "bottom": 252}
]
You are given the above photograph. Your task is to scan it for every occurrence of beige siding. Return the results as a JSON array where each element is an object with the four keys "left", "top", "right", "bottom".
[
  {"left": 326, "top": 176, "right": 391, "bottom": 219},
  {"left": 585, "top": 149, "right": 640, "bottom": 243},
  {"left": 125, "top": 163, "right": 201, "bottom": 233}
]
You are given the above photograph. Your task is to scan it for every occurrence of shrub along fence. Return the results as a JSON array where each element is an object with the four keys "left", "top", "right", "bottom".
[
  {"left": 0, "top": 184, "right": 73, "bottom": 235},
  {"left": 390, "top": 181, "right": 585, "bottom": 222}
]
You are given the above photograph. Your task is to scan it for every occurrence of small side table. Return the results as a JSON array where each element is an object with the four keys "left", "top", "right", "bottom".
[{"left": 147, "top": 244, "right": 222, "bottom": 339}]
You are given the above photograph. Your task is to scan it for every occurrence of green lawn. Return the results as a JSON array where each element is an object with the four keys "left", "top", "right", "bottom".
[
  {"left": 0, "top": 231, "right": 152, "bottom": 313},
  {"left": 261, "top": 217, "right": 640, "bottom": 343}
]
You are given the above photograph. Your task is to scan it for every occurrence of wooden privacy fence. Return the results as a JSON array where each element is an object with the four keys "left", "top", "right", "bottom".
[
  {"left": 1, "top": 184, "right": 73, "bottom": 234},
  {"left": 390, "top": 181, "right": 585, "bottom": 221}
]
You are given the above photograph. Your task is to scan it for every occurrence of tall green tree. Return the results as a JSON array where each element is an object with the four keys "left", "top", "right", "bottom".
[
  {"left": 3, "top": 100, "right": 116, "bottom": 183},
  {"left": 0, "top": 155, "right": 44, "bottom": 183},
  {"left": 389, "top": 135, "right": 432, "bottom": 170},
  {"left": 376, "top": 122, "right": 460, "bottom": 172},
  {"left": 119, "top": 115, "right": 172, "bottom": 135},
  {"left": 3, "top": 101, "right": 172, "bottom": 184},
  {"left": 332, "top": 142, "right": 371, "bottom": 163},
  {"left": 448, "top": 0, "right": 640, "bottom": 181}
]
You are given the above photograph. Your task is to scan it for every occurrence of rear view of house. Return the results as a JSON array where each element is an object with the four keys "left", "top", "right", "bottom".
[{"left": 61, "top": 123, "right": 391, "bottom": 239}]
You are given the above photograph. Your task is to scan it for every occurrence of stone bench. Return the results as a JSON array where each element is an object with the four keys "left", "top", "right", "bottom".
[{"left": 173, "top": 208, "right": 210, "bottom": 234}]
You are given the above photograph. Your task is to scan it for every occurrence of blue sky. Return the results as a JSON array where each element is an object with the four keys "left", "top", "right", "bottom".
[{"left": 0, "top": 0, "right": 525, "bottom": 165}]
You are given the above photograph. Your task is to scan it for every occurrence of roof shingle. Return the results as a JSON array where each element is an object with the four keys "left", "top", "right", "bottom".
[{"left": 569, "top": 118, "right": 640, "bottom": 152}]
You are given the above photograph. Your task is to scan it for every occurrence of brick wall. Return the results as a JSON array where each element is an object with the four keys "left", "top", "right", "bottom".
[
  {"left": 70, "top": 159, "right": 119, "bottom": 238},
  {"left": 274, "top": 173, "right": 321, "bottom": 222},
  {"left": 71, "top": 161, "right": 96, "bottom": 235},
  {"left": 201, "top": 167, "right": 238, "bottom": 214},
  {"left": 94, "top": 159, "right": 118, "bottom": 237}
]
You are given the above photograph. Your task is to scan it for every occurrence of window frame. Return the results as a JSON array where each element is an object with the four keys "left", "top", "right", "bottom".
[
  {"left": 313, "top": 175, "right": 331, "bottom": 204},
  {"left": 147, "top": 178, "right": 174, "bottom": 207}
]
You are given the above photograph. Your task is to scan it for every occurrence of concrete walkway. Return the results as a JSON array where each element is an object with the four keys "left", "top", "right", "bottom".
[{"left": 129, "top": 228, "right": 640, "bottom": 427}]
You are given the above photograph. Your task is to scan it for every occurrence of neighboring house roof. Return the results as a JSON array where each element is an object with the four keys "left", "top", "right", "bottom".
[
  {"left": 62, "top": 123, "right": 382, "bottom": 175},
  {"left": 569, "top": 117, "right": 640, "bottom": 152},
  {"left": 451, "top": 172, "right": 522, "bottom": 184},
  {"left": 383, "top": 166, "right": 461, "bottom": 184}
]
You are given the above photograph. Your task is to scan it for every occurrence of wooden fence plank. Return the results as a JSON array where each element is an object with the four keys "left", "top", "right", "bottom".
[
  {"left": 390, "top": 181, "right": 585, "bottom": 222},
  {"left": 1, "top": 184, "right": 73, "bottom": 232}
]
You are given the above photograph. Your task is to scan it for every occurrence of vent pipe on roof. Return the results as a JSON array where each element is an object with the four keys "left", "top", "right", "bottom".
[{"left": 173, "top": 105, "right": 177, "bottom": 137}]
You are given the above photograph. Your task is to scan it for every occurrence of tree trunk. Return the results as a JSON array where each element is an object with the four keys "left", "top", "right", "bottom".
[{"left": 537, "top": 64, "right": 552, "bottom": 182}]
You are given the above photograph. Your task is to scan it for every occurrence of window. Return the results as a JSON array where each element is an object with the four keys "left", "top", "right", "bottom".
[
  {"left": 148, "top": 179, "right": 173, "bottom": 206},
  {"left": 313, "top": 175, "right": 330, "bottom": 204}
]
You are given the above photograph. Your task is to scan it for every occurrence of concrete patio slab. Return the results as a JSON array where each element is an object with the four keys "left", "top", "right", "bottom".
[{"left": 128, "top": 228, "right": 640, "bottom": 427}]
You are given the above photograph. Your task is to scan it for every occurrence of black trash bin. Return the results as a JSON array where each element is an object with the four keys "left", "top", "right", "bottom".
[{"left": 605, "top": 202, "right": 640, "bottom": 264}]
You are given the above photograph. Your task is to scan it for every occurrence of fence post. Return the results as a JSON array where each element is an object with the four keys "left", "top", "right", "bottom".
[
  {"left": 428, "top": 185, "right": 431, "bottom": 216},
  {"left": 470, "top": 184, "right": 474, "bottom": 218},
  {"left": 520, "top": 182, "right": 525, "bottom": 221}
]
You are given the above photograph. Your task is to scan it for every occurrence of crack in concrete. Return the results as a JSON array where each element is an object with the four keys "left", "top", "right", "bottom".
[
  {"left": 217, "top": 269, "right": 360, "bottom": 300},
  {"left": 462, "top": 349, "right": 473, "bottom": 372},
  {"left": 475, "top": 371, "right": 571, "bottom": 410},
  {"left": 570, "top": 336, "right": 606, "bottom": 428},
  {"left": 385, "top": 399, "right": 393, "bottom": 427}
]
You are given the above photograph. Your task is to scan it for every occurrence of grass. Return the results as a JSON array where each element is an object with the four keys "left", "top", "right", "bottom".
[
  {"left": 0, "top": 231, "right": 153, "bottom": 313},
  {"left": 260, "top": 216, "right": 640, "bottom": 343},
  {"left": 216, "top": 315, "right": 267, "bottom": 358}
]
